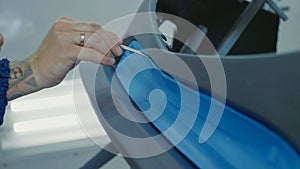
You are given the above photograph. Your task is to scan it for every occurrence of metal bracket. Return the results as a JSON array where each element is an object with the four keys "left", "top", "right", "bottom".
[{"left": 217, "top": 0, "right": 288, "bottom": 56}]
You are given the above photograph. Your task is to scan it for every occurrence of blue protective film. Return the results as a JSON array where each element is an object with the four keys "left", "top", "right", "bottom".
[{"left": 116, "top": 40, "right": 300, "bottom": 169}]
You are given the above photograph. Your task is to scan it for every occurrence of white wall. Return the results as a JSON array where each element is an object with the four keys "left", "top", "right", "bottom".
[
  {"left": 277, "top": 0, "right": 300, "bottom": 53},
  {"left": 0, "top": 0, "right": 143, "bottom": 60}
]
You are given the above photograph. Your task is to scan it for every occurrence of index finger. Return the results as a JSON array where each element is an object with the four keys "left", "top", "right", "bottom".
[{"left": 96, "top": 29, "right": 124, "bottom": 56}]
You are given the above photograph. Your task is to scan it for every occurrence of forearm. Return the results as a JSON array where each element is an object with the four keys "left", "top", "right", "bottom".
[{"left": 7, "top": 57, "right": 42, "bottom": 101}]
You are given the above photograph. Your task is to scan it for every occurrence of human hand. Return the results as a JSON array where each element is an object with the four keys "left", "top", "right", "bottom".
[
  {"left": 0, "top": 32, "right": 4, "bottom": 48},
  {"left": 29, "top": 16, "right": 123, "bottom": 89}
]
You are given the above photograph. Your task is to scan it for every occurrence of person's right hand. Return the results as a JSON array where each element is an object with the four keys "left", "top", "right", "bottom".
[{"left": 29, "top": 16, "right": 123, "bottom": 89}]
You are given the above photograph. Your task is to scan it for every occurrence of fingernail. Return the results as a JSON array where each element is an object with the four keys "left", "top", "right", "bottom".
[
  {"left": 109, "top": 58, "right": 116, "bottom": 64},
  {"left": 116, "top": 46, "right": 123, "bottom": 56}
]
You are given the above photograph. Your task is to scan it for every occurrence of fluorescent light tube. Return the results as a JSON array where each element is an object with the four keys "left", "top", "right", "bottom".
[
  {"left": 13, "top": 114, "right": 79, "bottom": 133},
  {"left": 11, "top": 94, "right": 73, "bottom": 112}
]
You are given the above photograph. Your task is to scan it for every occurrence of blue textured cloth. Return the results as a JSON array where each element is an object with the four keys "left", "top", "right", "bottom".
[{"left": 0, "top": 58, "right": 10, "bottom": 126}]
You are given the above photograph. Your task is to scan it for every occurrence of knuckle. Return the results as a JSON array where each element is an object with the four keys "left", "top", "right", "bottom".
[
  {"left": 58, "top": 16, "right": 70, "bottom": 20},
  {"left": 107, "top": 31, "right": 120, "bottom": 43},
  {"left": 55, "top": 32, "right": 67, "bottom": 41},
  {"left": 109, "top": 32, "right": 118, "bottom": 39},
  {"left": 89, "top": 22, "right": 101, "bottom": 30},
  {"left": 52, "top": 20, "right": 65, "bottom": 30}
]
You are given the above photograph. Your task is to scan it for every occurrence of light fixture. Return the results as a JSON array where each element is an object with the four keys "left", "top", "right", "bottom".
[
  {"left": 1, "top": 78, "right": 108, "bottom": 153},
  {"left": 11, "top": 94, "right": 74, "bottom": 112},
  {"left": 13, "top": 114, "right": 79, "bottom": 133}
]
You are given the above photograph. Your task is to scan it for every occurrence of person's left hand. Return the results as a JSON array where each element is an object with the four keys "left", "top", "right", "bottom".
[
  {"left": 0, "top": 32, "right": 4, "bottom": 49},
  {"left": 29, "top": 16, "right": 123, "bottom": 89}
]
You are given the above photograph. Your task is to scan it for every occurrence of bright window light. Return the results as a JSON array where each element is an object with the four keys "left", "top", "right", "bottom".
[
  {"left": 11, "top": 94, "right": 74, "bottom": 112},
  {"left": 13, "top": 114, "right": 79, "bottom": 133},
  {"left": 1, "top": 78, "right": 109, "bottom": 155}
]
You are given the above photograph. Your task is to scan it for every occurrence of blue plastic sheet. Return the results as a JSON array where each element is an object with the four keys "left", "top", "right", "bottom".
[{"left": 116, "top": 41, "right": 300, "bottom": 169}]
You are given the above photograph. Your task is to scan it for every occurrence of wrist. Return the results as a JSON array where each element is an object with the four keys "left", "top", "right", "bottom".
[
  {"left": 27, "top": 54, "right": 45, "bottom": 89},
  {"left": 7, "top": 57, "right": 42, "bottom": 101},
  {"left": 28, "top": 52, "right": 65, "bottom": 90}
]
